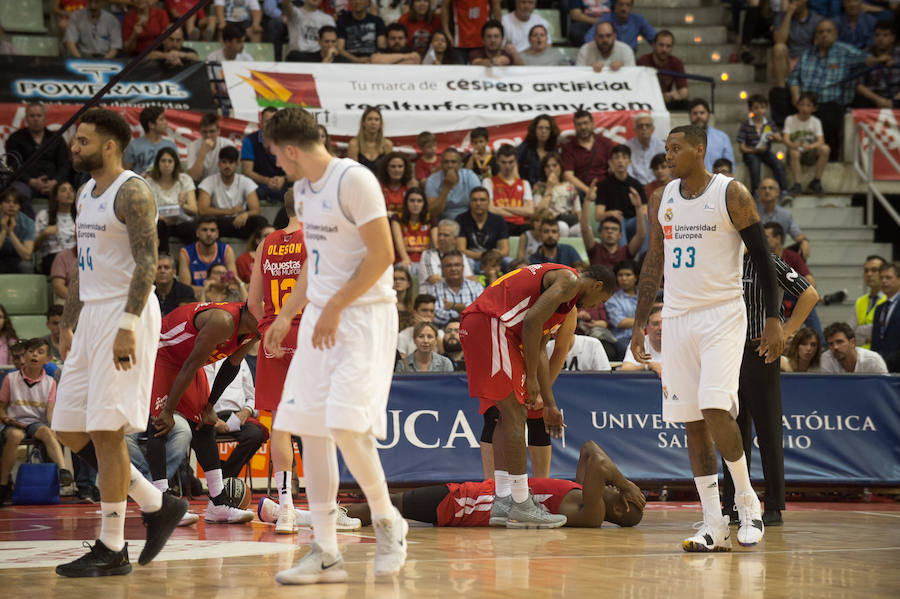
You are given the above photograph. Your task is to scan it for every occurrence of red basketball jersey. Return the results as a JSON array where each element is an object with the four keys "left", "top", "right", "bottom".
[
  {"left": 489, "top": 174, "right": 528, "bottom": 226},
  {"left": 400, "top": 220, "right": 432, "bottom": 262},
  {"left": 454, "top": 0, "right": 491, "bottom": 48},
  {"left": 258, "top": 228, "right": 307, "bottom": 333},
  {"left": 462, "top": 263, "right": 578, "bottom": 341},
  {"left": 435, "top": 478, "right": 582, "bottom": 526},
  {"left": 158, "top": 302, "right": 251, "bottom": 366}
]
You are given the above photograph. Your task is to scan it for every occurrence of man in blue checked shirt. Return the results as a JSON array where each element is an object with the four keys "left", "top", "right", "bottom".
[{"left": 582, "top": 0, "right": 655, "bottom": 52}]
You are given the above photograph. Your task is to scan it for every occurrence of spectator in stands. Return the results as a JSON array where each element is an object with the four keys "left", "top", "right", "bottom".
[
  {"left": 562, "top": 109, "right": 615, "bottom": 195},
  {"left": 0, "top": 305, "right": 17, "bottom": 366},
  {"left": 529, "top": 219, "right": 581, "bottom": 267},
  {"left": 644, "top": 153, "right": 670, "bottom": 198},
  {"left": 516, "top": 114, "right": 561, "bottom": 185},
  {"left": 396, "top": 322, "right": 454, "bottom": 372},
  {"left": 502, "top": 0, "right": 550, "bottom": 52},
  {"left": 418, "top": 219, "right": 475, "bottom": 289},
  {"left": 33, "top": 182, "right": 76, "bottom": 276},
  {"left": 207, "top": 358, "right": 268, "bottom": 478},
  {"left": 515, "top": 209, "right": 549, "bottom": 260},
  {"left": 348, "top": 106, "right": 394, "bottom": 174},
  {"left": 165, "top": 0, "right": 216, "bottom": 41},
  {"left": 521, "top": 24, "right": 569, "bottom": 65},
  {"left": 49, "top": 247, "right": 76, "bottom": 304},
  {"left": 456, "top": 187, "right": 510, "bottom": 267},
  {"left": 853, "top": 21, "right": 900, "bottom": 108},
  {"left": 198, "top": 146, "right": 266, "bottom": 239},
  {"left": 337, "top": 0, "right": 387, "bottom": 61},
  {"left": 783, "top": 326, "right": 822, "bottom": 371},
  {"left": 470, "top": 19, "right": 524, "bottom": 65},
  {"left": 426, "top": 147, "right": 482, "bottom": 220},
  {"left": 42, "top": 305, "right": 64, "bottom": 362},
  {"left": 53, "top": 0, "right": 86, "bottom": 42},
  {"left": 688, "top": 98, "right": 736, "bottom": 172},
  {"left": 187, "top": 113, "right": 235, "bottom": 182},
  {"left": 851, "top": 255, "right": 886, "bottom": 348},
  {"left": 241, "top": 107, "right": 288, "bottom": 205},
  {"left": 567, "top": 0, "right": 611, "bottom": 47},
  {"left": 0, "top": 188, "right": 34, "bottom": 274},
  {"left": 178, "top": 215, "right": 238, "bottom": 293},
  {"left": 637, "top": 31, "right": 689, "bottom": 111},
  {"left": 764, "top": 222, "right": 813, "bottom": 284},
  {"left": 584, "top": 0, "right": 655, "bottom": 51},
  {"left": 820, "top": 321, "right": 888, "bottom": 373},
  {"left": 772, "top": 0, "right": 825, "bottom": 89},
  {"left": 215, "top": 0, "right": 264, "bottom": 41},
  {"left": 391, "top": 188, "right": 435, "bottom": 274},
  {"left": 422, "top": 30, "right": 465, "bottom": 64},
  {"left": 372, "top": 23, "right": 423, "bottom": 63},
  {"left": 282, "top": 0, "right": 335, "bottom": 60},
  {"left": 379, "top": 153, "right": 418, "bottom": 218},
  {"left": 441, "top": 318, "right": 465, "bottom": 371},
  {"left": 575, "top": 20, "right": 634, "bottom": 70},
  {"left": 399, "top": 0, "right": 442, "bottom": 55},
  {"left": 546, "top": 333, "right": 612, "bottom": 372},
  {"left": 199, "top": 263, "right": 247, "bottom": 302},
  {"left": 432, "top": 250, "right": 485, "bottom": 326},
  {"left": 397, "top": 294, "right": 440, "bottom": 354},
  {"left": 477, "top": 249, "right": 503, "bottom": 286},
  {"left": 442, "top": 0, "right": 502, "bottom": 57},
  {"left": 837, "top": 0, "right": 876, "bottom": 49},
  {"left": 594, "top": 144, "right": 648, "bottom": 244},
  {"left": 7, "top": 103, "right": 71, "bottom": 205},
  {"left": 290, "top": 24, "right": 346, "bottom": 62},
  {"left": 465, "top": 127, "right": 496, "bottom": 179},
  {"left": 375, "top": 0, "right": 406, "bottom": 26},
  {"left": 871, "top": 261, "right": 900, "bottom": 372},
  {"left": 415, "top": 131, "right": 441, "bottom": 183},
  {"left": 394, "top": 266, "right": 415, "bottom": 329},
  {"left": 208, "top": 22, "right": 254, "bottom": 65},
  {"left": 484, "top": 144, "right": 534, "bottom": 236},
  {"left": 758, "top": 180, "right": 811, "bottom": 259},
  {"left": 581, "top": 213, "right": 644, "bottom": 270},
  {"left": 625, "top": 114, "right": 666, "bottom": 185},
  {"left": 122, "top": 0, "right": 171, "bottom": 55},
  {"left": 147, "top": 147, "right": 198, "bottom": 254},
  {"left": 64, "top": 0, "right": 122, "bottom": 58},
  {"left": 146, "top": 25, "right": 201, "bottom": 67},
  {"left": 154, "top": 252, "right": 196, "bottom": 315},
  {"left": 236, "top": 224, "right": 274, "bottom": 284},
  {"left": 737, "top": 94, "right": 789, "bottom": 199},
  {"left": 0, "top": 338, "right": 73, "bottom": 504},
  {"left": 620, "top": 303, "right": 662, "bottom": 375},
  {"left": 532, "top": 155, "right": 580, "bottom": 237},
  {"left": 123, "top": 106, "right": 177, "bottom": 176},
  {"left": 605, "top": 260, "right": 639, "bottom": 358},
  {"left": 782, "top": 92, "right": 830, "bottom": 195},
  {"left": 712, "top": 158, "right": 733, "bottom": 175}
]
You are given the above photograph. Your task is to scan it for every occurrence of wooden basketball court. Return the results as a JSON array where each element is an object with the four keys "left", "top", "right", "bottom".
[{"left": 1, "top": 498, "right": 898, "bottom": 597}]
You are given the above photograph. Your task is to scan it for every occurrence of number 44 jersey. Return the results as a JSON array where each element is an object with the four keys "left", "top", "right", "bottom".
[{"left": 259, "top": 227, "right": 307, "bottom": 334}]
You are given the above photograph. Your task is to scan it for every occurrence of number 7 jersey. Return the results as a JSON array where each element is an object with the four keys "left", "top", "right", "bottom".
[
  {"left": 258, "top": 227, "right": 307, "bottom": 333},
  {"left": 658, "top": 173, "right": 744, "bottom": 318}
]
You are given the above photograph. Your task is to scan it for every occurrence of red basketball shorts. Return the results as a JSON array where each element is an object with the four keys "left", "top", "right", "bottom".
[
  {"left": 150, "top": 357, "right": 210, "bottom": 424},
  {"left": 255, "top": 318, "right": 300, "bottom": 412}
]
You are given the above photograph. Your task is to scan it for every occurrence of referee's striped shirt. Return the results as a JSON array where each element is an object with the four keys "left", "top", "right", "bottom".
[{"left": 743, "top": 252, "right": 812, "bottom": 340}]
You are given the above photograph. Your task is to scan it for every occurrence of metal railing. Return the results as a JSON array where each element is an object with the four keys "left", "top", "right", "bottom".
[
  {"left": 656, "top": 69, "right": 716, "bottom": 113},
  {"left": 853, "top": 121, "right": 900, "bottom": 228}
]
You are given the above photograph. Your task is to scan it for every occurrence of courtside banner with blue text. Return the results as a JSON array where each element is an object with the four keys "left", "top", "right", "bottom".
[
  {"left": 220, "top": 63, "right": 669, "bottom": 138},
  {"left": 344, "top": 374, "right": 900, "bottom": 485}
]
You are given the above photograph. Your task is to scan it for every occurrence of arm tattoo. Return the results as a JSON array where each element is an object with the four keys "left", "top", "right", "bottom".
[
  {"left": 61, "top": 265, "right": 83, "bottom": 329},
  {"left": 724, "top": 180, "right": 761, "bottom": 230},
  {"left": 116, "top": 178, "right": 159, "bottom": 316},
  {"left": 633, "top": 189, "right": 664, "bottom": 329}
]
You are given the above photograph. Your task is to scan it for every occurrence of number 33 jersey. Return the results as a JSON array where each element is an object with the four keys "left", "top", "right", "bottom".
[
  {"left": 659, "top": 173, "right": 744, "bottom": 318},
  {"left": 258, "top": 227, "right": 307, "bottom": 333}
]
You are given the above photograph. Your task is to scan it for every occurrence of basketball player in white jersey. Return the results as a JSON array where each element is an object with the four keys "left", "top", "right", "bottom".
[
  {"left": 630, "top": 125, "right": 783, "bottom": 552},
  {"left": 51, "top": 109, "right": 188, "bottom": 577},
  {"left": 262, "top": 107, "right": 406, "bottom": 585}
]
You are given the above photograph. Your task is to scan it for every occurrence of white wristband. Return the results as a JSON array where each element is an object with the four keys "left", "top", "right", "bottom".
[{"left": 118, "top": 312, "right": 140, "bottom": 331}]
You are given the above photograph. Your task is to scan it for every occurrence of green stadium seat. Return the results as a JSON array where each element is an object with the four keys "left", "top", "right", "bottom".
[
  {"left": 243, "top": 42, "right": 274, "bottom": 61},
  {"left": 560, "top": 45, "right": 580, "bottom": 63},
  {"left": 536, "top": 9, "right": 566, "bottom": 45},
  {"left": 10, "top": 315, "right": 47, "bottom": 340},
  {"left": 0, "top": 0, "right": 47, "bottom": 34},
  {"left": 11, "top": 35, "right": 59, "bottom": 57},
  {"left": 0, "top": 274, "right": 49, "bottom": 315},
  {"left": 505, "top": 231, "right": 587, "bottom": 264},
  {"left": 183, "top": 40, "right": 219, "bottom": 61}
]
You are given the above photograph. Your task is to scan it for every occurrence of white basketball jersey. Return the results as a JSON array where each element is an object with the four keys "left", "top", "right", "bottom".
[
  {"left": 293, "top": 158, "right": 394, "bottom": 308},
  {"left": 76, "top": 170, "right": 150, "bottom": 302},
  {"left": 658, "top": 173, "right": 743, "bottom": 318}
]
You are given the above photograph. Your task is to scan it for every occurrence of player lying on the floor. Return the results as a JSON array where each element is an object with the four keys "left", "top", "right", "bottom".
[{"left": 258, "top": 441, "right": 645, "bottom": 528}]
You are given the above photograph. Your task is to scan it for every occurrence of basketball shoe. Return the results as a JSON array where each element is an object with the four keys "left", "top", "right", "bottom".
[
  {"left": 506, "top": 494, "right": 567, "bottom": 529},
  {"left": 489, "top": 494, "right": 512, "bottom": 526},
  {"left": 179, "top": 512, "right": 200, "bottom": 527},
  {"left": 735, "top": 491, "right": 765, "bottom": 546},
  {"left": 275, "top": 503, "right": 297, "bottom": 534},
  {"left": 257, "top": 497, "right": 362, "bottom": 530},
  {"left": 682, "top": 514, "right": 733, "bottom": 552},
  {"left": 275, "top": 542, "right": 348, "bottom": 585},
  {"left": 56, "top": 540, "right": 132, "bottom": 577},
  {"left": 205, "top": 496, "right": 254, "bottom": 523},
  {"left": 373, "top": 507, "right": 408, "bottom": 577},
  {"left": 139, "top": 491, "right": 189, "bottom": 565}
]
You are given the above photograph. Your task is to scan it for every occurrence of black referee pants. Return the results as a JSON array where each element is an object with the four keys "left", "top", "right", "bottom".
[{"left": 721, "top": 341, "right": 786, "bottom": 511}]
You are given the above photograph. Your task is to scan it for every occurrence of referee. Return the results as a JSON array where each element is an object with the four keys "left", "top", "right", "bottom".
[{"left": 722, "top": 251, "right": 819, "bottom": 526}]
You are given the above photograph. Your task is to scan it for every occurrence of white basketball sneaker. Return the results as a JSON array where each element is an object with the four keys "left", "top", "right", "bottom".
[
  {"left": 276, "top": 503, "right": 298, "bottom": 534},
  {"left": 178, "top": 511, "right": 199, "bottom": 527},
  {"left": 735, "top": 491, "right": 765, "bottom": 546},
  {"left": 683, "top": 514, "right": 733, "bottom": 552},
  {"left": 257, "top": 498, "right": 362, "bottom": 531},
  {"left": 373, "top": 508, "right": 408, "bottom": 577},
  {"left": 275, "top": 542, "right": 347, "bottom": 585},
  {"left": 205, "top": 501, "right": 254, "bottom": 523}
]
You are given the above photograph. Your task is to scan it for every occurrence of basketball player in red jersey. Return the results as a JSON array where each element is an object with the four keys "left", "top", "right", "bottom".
[
  {"left": 248, "top": 190, "right": 306, "bottom": 533},
  {"left": 147, "top": 301, "right": 259, "bottom": 523},
  {"left": 460, "top": 263, "right": 616, "bottom": 528}
]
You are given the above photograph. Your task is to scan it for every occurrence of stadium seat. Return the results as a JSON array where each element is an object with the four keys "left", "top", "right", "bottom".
[
  {"left": 183, "top": 41, "right": 219, "bottom": 61},
  {"left": 11, "top": 35, "right": 59, "bottom": 57},
  {"left": 243, "top": 42, "right": 274, "bottom": 61},
  {"left": 10, "top": 315, "right": 47, "bottom": 339},
  {"left": 560, "top": 45, "right": 579, "bottom": 63},
  {"left": 0, "top": 274, "right": 49, "bottom": 315},
  {"left": 0, "top": 0, "right": 47, "bottom": 34},
  {"left": 536, "top": 9, "right": 566, "bottom": 45}
]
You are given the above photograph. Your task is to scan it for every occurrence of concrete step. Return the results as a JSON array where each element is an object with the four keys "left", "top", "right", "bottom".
[
  {"left": 636, "top": 41, "right": 735, "bottom": 64},
  {"left": 806, "top": 242, "right": 893, "bottom": 265},
  {"left": 816, "top": 304, "right": 856, "bottom": 326},
  {"left": 792, "top": 206, "right": 863, "bottom": 227},
  {"left": 638, "top": 6, "right": 729, "bottom": 27},
  {"left": 811, "top": 264, "right": 864, "bottom": 278},
  {"left": 663, "top": 26, "right": 729, "bottom": 45},
  {"left": 790, "top": 195, "right": 853, "bottom": 209},
  {"left": 813, "top": 276, "right": 863, "bottom": 293},
  {"left": 680, "top": 63, "right": 755, "bottom": 82},
  {"left": 731, "top": 163, "right": 865, "bottom": 197},
  {"left": 803, "top": 225, "right": 875, "bottom": 242},
  {"left": 637, "top": 0, "right": 720, "bottom": 9}
]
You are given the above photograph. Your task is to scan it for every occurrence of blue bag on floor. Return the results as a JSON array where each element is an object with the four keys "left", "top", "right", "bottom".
[{"left": 12, "top": 463, "right": 60, "bottom": 505}]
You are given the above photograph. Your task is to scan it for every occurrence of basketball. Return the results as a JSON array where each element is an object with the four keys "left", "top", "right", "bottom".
[{"left": 221, "top": 477, "right": 251, "bottom": 510}]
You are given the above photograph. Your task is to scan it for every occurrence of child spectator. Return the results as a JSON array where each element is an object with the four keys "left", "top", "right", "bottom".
[
  {"left": 712, "top": 157, "right": 733, "bottom": 175},
  {"left": 378, "top": 152, "right": 418, "bottom": 217},
  {"left": 532, "top": 154, "right": 580, "bottom": 237},
  {"left": 147, "top": 146, "right": 199, "bottom": 254},
  {"left": 236, "top": 224, "right": 275, "bottom": 284},
  {"left": 348, "top": 106, "right": 394, "bottom": 174},
  {"left": 737, "top": 94, "right": 789, "bottom": 198},
  {"left": 395, "top": 322, "right": 454, "bottom": 372},
  {"left": 391, "top": 188, "right": 436, "bottom": 275},
  {"left": 643, "top": 153, "right": 671, "bottom": 198},
  {"left": 782, "top": 92, "right": 830, "bottom": 196},
  {"left": 398, "top": 0, "right": 442, "bottom": 54},
  {"left": 0, "top": 305, "right": 18, "bottom": 366},
  {"left": 477, "top": 249, "right": 503, "bottom": 287},
  {"left": 465, "top": 127, "right": 497, "bottom": 178},
  {"left": 0, "top": 337, "right": 73, "bottom": 505},
  {"left": 422, "top": 30, "right": 464, "bottom": 64},
  {"left": 42, "top": 305, "right": 64, "bottom": 363},
  {"left": 394, "top": 266, "right": 415, "bottom": 330},
  {"left": 33, "top": 182, "right": 77, "bottom": 276},
  {"left": 515, "top": 208, "right": 553, "bottom": 261},
  {"left": 415, "top": 131, "right": 441, "bottom": 182}
]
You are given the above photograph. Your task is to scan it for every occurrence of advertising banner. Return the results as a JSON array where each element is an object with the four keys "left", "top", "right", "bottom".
[{"left": 854, "top": 108, "right": 900, "bottom": 181}]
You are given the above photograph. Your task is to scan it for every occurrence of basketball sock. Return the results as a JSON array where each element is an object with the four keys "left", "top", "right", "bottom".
[
  {"left": 494, "top": 470, "right": 511, "bottom": 498},
  {"left": 309, "top": 503, "right": 339, "bottom": 555},
  {"left": 694, "top": 474, "right": 723, "bottom": 519},
  {"left": 332, "top": 429, "right": 394, "bottom": 522},
  {"left": 302, "top": 435, "right": 340, "bottom": 554},
  {"left": 509, "top": 473, "right": 529, "bottom": 503},
  {"left": 206, "top": 469, "right": 224, "bottom": 498},
  {"left": 275, "top": 471, "right": 294, "bottom": 510},
  {"left": 152, "top": 479, "right": 169, "bottom": 493},
  {"left": 725, "top": 454, "right": 754, "bottom": 496},
  {"left": 127, "top": 464, "right": 163, "bottom": 512},
  {"left": 99, "top": 501, "right": 127, "bottom": 552}
]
